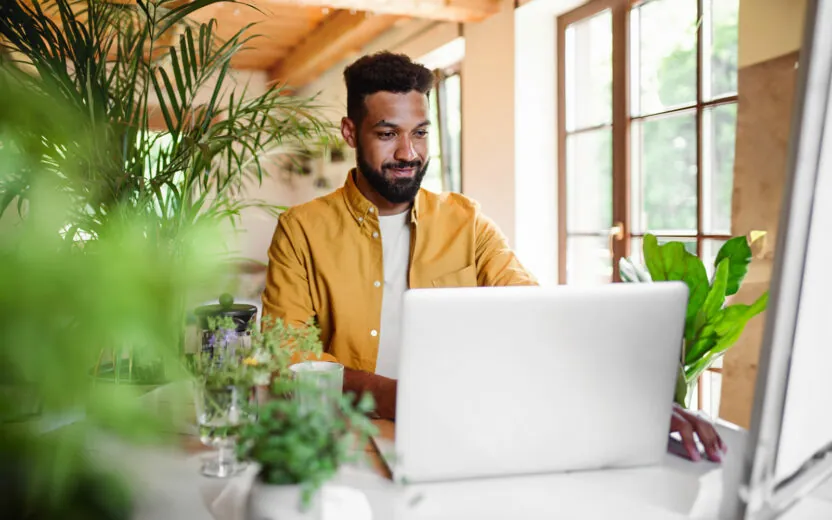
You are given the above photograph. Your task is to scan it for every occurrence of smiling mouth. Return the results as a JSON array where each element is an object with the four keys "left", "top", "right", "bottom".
[{"left": 387, "top": 167, "right": 417, "bottom": 178}]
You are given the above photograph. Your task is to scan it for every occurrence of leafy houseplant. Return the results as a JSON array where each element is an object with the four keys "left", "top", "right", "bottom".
[
  {"left": 237, "top": 385, "right": 377, "bottom": 519},
  {"left": 0, "top": 0, "right": 333, "bottom": 383},
  {"left": 190, "top": 313, "right": 324, "bottom": 390},
  {"left": 0, "top": 67, "right": 228, "bottom": 518},
  {"left": 188, "top": 313, "right": 326, "bottom": 477},
  {"left": 620, "top": 233, "right": 769, "bottom": 406},
  {"left": 190, "top": 313, "right": 378, "bottom": 515}
]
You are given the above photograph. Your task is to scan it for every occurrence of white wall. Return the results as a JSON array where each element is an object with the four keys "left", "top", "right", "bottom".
[
  {"left": 466, "top": 0, "right": 585, "bottom": 284},
  {"left": 513, "top": 0, "right": 571, "bottom": 286},
  {"left": 461, "top": 0, "right": 517, "bottom": 246}
]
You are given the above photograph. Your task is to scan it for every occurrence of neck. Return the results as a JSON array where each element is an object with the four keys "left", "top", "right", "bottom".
[{"left": 354, "top": 170, "right": 412, "bottom": 216}]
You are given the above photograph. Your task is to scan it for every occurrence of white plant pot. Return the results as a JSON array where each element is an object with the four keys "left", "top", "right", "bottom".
[{"left": 246, "top": 479, "right": 322, "bottom": 520}]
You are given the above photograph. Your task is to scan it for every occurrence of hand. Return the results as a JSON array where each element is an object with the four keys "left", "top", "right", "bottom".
[
  {"left": 343, "top": 368, "right": 397, "bottom": 420},
  {"left": 670, "top": 403, "right": 726, "bottom": 462}
]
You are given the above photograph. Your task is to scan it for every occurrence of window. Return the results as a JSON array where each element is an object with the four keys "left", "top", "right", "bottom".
[
  {"left": 423, "top": 65, "right": 463, "bottom": 194},
  {"left": 557, "top": 0, "right": 739, "bottom": 416}
]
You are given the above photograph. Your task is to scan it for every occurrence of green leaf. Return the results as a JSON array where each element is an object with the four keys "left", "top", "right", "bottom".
[
  {"left": 684, "top": 333, "right": 716, "bottom": 366},
  {"left": 642, "top": 235, "right": 709, "bottom": 335},
  {"left": 674, "top": 364, "right": 688, "bottom": 406},
  {"left": 711, "top": 292, "right": 769, "bottom": 354},
  {"left": 685, "top": 351, "right": 717, "bottom": 384},
  {"left": 156, "top": 0, "right": 243, "bottom": 36},
  {"left": 643, "top": 234, "right": 663, "bottom": 280},
  {"left": 684, "top": 291, "right": 769, "bottom": 367},
  {"left": 714, "top": 236, "right": 753, "bottom": 296},
  {"left": 619, "top": 257, "right": 652, "bottom": 283},
  {"left": 701, "top": 258, "right": 729, "bottom": 320}
]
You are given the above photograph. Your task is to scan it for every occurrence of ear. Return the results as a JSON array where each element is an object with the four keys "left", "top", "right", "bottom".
[{"left": 341, "top": 117, "right": 358, "bottom": 149}]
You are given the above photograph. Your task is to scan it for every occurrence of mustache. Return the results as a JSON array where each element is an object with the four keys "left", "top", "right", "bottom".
[{"left": 382, "top": 160, "right": 422, "bottom": 170}]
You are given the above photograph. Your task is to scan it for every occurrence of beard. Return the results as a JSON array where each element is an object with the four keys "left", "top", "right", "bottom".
[{"left": 356, "top": 142, "right": 429, "bottom": 204}]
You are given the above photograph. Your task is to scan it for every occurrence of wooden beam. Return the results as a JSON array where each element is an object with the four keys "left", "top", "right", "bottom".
[
  {"left": 265, "top": 0, "right": 500, "bottom": 23},
  {"left": 268, "top": 10, "right": 399, "bottom": 88}
]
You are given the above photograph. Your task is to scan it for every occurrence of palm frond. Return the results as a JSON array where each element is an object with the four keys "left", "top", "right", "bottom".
[{"left": 0, "top": 0, "right": 334, "bottom": 250}]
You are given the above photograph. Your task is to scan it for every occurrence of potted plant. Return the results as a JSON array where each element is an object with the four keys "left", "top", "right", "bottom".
[
  {"left": 237, "top": 383, "right": 377, "bottom": 520},
  {"left": 619, "top": 233, "right": 769, "bottom": 406},
  {"left": 0, "top": 69, "right": 229, "bottom": 517},
  {"left": 0, "top": 0, "right": 334, "bottom": 384},
  {"left": 188, "top": 313, "right": 326, "bottom": 476}
]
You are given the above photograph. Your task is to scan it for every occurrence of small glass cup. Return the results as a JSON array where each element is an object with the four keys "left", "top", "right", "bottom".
[
  {"left": 194, "top": 384, "right": 247, "bottom": 478},
  {"left": 288, "top": 361, "right": 344, "bottom": 416}
]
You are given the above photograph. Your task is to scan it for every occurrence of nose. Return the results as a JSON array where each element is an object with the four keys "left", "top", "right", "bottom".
[{"left": 394, "top": 135, "right": 418, "bottom": 163}]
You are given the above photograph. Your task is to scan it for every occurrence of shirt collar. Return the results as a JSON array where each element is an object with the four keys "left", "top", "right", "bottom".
[{"left": 342, "top": 169, "right": 421, "bottom": 225}]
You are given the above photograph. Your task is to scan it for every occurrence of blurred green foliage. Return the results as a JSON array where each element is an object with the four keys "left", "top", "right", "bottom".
[{"left": 0, "top": 26, "right": 228, "bottom": 520}]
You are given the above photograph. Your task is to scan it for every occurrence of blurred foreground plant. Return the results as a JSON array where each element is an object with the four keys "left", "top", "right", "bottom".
[{"left": 0, "top": 66, "right": 227, "bottom": 518}]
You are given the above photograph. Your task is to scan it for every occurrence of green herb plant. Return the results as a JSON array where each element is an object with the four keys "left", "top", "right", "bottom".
[
  {"left": 619, "top": 233, "right": 769, "bottom": 406},
  {"left": 237, "top": 384, "right": 378, "bottom": 509},
  {"left": 189, "top": 314, "right": 324, "bottom": 390}
]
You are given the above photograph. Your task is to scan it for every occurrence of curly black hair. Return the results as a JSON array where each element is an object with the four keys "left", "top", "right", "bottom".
[{"left": 343, "top": 51, "right": 435, "bottom": 125}]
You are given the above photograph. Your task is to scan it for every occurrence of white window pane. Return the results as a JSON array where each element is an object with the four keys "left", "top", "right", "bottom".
[
  {"left": 631, "top": 111, "right": 698, "bottom": 235},
  {"left": 703, "top": 0, "right": 739, "bottom": 100},
  {"left": 630, "top": 0, "right": 698, "bottom": 116},
  {"left": 567, "top": 129, "right": 612, "bottom": 233},
  {"left": 702, "top": 104, "right": 737, "bottom": 234},
  {"left": 565, "top": 10, "right": 613, "bottom": 131},
  {"left": 566, "top": 235, "right": 611, "bottom": 285}
]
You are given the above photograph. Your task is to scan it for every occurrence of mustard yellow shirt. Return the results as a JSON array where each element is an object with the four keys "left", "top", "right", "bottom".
[{"left": 262, "top": 171, "right": 538, "bottom": 373}]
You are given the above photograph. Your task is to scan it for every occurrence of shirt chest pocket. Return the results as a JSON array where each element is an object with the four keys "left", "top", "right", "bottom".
[{"left": 430, "top": 264, "right": 478, "bottom": 288}]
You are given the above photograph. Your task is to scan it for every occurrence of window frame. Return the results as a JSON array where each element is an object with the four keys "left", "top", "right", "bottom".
[
  {"left": 557, "top": 0, "right": 739, "bottom": 412},
  {"left": 431, "top": 63, "right": 463, "bottom": 194}
]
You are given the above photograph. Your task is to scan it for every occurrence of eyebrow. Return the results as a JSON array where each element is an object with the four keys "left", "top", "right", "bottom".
[{"left": 373, "top": 119, "right": 431, "bottom": 129}]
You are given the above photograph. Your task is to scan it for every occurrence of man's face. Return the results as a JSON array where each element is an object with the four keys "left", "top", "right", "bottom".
[{"left": 341, "top": 90, "right": 430, "bottom": 204}]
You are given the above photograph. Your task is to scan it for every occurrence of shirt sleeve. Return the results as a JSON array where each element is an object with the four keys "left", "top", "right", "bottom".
[
  {"left": 263, "top": 212, "right": 315, "bottom": 326},
  {"left": 474, "top": 211, "right": 539, "bottom": 287},
  {"left": 262, "top": 213, "right": 338, "bottom": 364}
]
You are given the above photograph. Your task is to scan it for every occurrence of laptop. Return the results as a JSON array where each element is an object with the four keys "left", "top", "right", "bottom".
[{"left": 372, "top": 282, "right": 688, "bottom": 484}]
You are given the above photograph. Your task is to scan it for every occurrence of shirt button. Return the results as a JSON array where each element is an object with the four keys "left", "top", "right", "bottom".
[
  {"left": 370, "top": 329, "right": 378, "bottom": 337},
  {"left": 372, "top": 231, "right": 379, "bottom": 239},
  {"left": 374, "top": 280, "right": 381, "bottom": 288},
  {"left": 358, "top": 217, "right": 364, "bottom": 222},
  {"left": 368, "top": 207, "right": 375, "bottom": 213}
]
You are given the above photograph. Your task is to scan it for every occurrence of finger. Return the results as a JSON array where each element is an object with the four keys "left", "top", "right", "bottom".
[
  {"left": 718, "top": 432, "right": 728, "bottom": 453},
  {"left": 674, "top": 415, "right": 701, "bottom": 462},
  {"left": 692, "top": 419, "right": 722, "bottom": 462},
  {"left": 681, "top": 409, "right": 726, "bottom": 459},
  {"left": 686, "top": 413, "right": 727, "bottom": 461}
]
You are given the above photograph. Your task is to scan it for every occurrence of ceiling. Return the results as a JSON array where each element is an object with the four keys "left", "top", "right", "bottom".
[
  {"left": 12, "top": 0, "right": 500, "bottom": 87},
  {"left": 188, "top": 0, "right": 502, "bottom": 87}
]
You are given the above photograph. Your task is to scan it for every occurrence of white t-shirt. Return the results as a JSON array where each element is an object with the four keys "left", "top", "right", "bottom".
[{"left": 374, "top": 210, "right": 411, "bottom": 379}]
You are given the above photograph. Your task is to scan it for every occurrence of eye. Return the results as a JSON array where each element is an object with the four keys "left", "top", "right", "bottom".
[
  {"left": 377, "top": 131, "right": 396, "bottom": 140},
  {"left": 414, "top": 129, "right": 429, "bottom": 138}
]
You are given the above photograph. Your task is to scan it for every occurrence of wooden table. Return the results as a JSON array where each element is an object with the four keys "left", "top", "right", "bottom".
[{"left": 364, "top": 419, "right": 394, "bottom": 479}]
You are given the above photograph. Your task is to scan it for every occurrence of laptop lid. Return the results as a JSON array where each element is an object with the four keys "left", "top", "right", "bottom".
[{"left": 392, "top": 282, "right": 688, "bottom": 484}]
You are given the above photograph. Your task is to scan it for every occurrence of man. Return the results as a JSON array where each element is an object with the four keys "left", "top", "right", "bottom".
[{"left": 263, "top": 51, "right": 725, "bottom": 463}]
